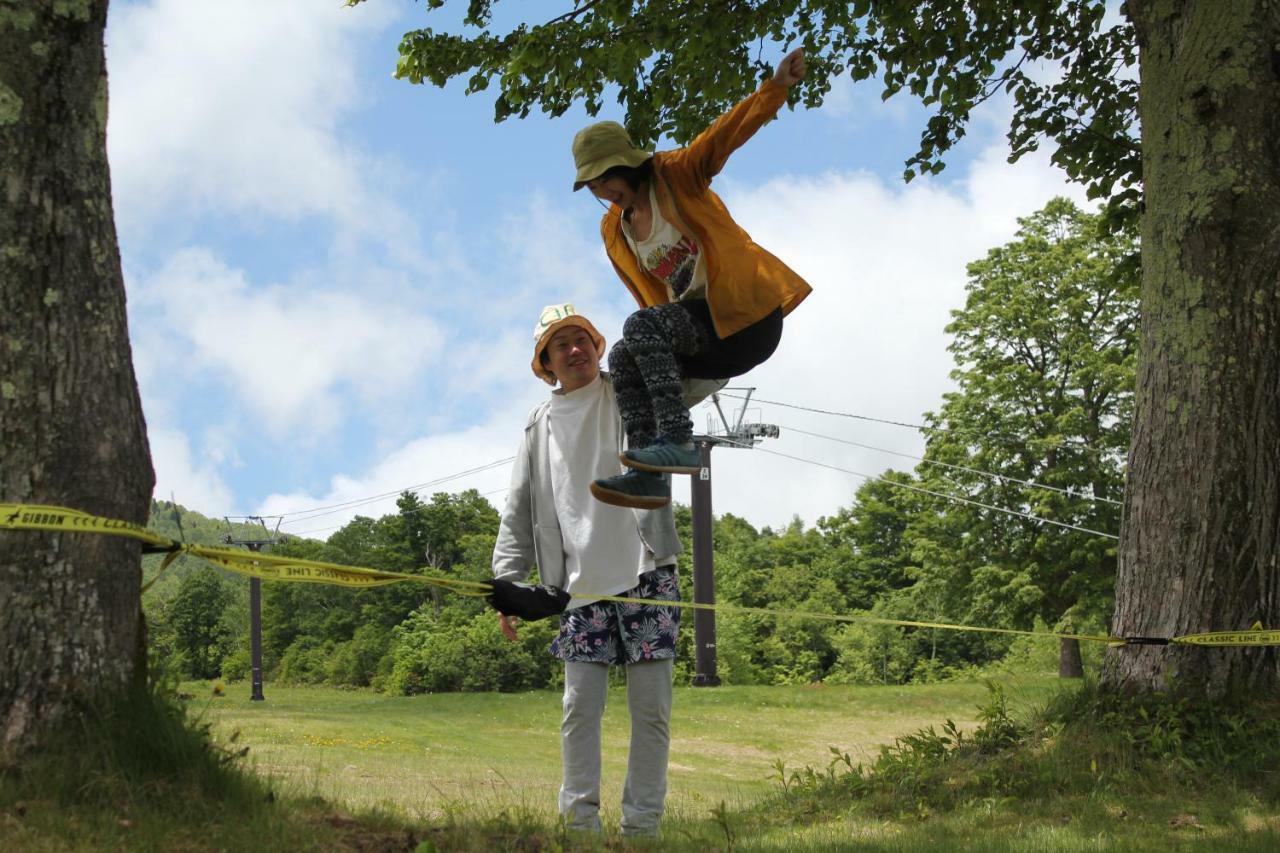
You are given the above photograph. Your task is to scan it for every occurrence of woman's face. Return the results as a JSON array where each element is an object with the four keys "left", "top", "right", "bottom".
[{"left": 586, "top": 174, "right": 640, "bottom": 210}]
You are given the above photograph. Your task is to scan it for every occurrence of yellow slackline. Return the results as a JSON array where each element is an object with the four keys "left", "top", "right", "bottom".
[
  {"left": 2, "top": 502, "right": 1277, "bottom": 649},
  {"left": 0, "top": 503, "right": 488, "bottom": 598}
]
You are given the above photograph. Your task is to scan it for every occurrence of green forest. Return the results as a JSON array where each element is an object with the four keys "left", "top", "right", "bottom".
[{"left": 144, "top": 198, "right": 1137, "bottom": 694}]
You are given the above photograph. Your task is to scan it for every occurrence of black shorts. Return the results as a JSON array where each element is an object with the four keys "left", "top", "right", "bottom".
[{"left": 676, "top": 299, "right": 783, "bottom": 380}]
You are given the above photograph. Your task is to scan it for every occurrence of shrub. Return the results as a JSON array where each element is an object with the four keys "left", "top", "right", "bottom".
[
  {"left": 326, "top": 624, "right": 393, "bottom": 687},
  {"left": 824, "top": 621, "right": 915, "bottom": 685},
  {"left": 278, "top": 638, "right": 335, "bottom": 685},
  {"left": 169, "top": 568, "right": 234, "bottom": 679},
  {"left": 387, "top": 608, "right": 560, "bottom": 694},
  {"left": 220, "top": 646, "right": 252, "bottom": 682},
  {"left": 705, "top": 612, "right": 764, "bottom": 685}
]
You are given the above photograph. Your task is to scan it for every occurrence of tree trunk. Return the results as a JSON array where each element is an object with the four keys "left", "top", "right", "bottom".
[
  {"left": 1105, "top": 0, "right": 1280, "bottom": 696},
  {"left": 1059, "top": 638, "right": 1083, "bottom": 679},
  {"left": 0, "top": 0, "right": 154, "bottom": 752}
]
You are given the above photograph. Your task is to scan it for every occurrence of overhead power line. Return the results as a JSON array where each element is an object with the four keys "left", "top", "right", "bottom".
[
  {"left": 721, "top": 393, "right": 1115, "bottom": 458},
  {"left": 780, "top": 424, "right": 1123, "bottom": 506},
  {"left": 719, "top": 393, "right": 956, "bottom": 435},
  {"left": 289, "top": 486, "right": 510, "bottom": 539},
  {"left": 716, "top": 436, "right": 1119, "bottom": 540},
  {"left": 276, "top": 457, "right": 515, "bottom": 527},
  {"left": 205, "top": 389, "right": 1123, "bottom": 541}
]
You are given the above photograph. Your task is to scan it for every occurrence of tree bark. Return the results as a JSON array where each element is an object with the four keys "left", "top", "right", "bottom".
[
  {"left": 1059, "top": 638, "right": 1083, "bottom": 679},
  {"left": 1105, "top": 0, "right": 1280, "bottom": 696},
  {"left": 0, "top": 0, "right": 154, "bottom": 752}
]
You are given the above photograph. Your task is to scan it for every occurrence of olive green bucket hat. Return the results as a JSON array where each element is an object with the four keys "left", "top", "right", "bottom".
[{"left": 571, "top": 121, "right": 653, "bottom": 191}]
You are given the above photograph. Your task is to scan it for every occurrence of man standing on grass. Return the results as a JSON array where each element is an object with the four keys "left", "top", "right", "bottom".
[{"left": 487, "top": 303, "right": 683, "bottom": 838}]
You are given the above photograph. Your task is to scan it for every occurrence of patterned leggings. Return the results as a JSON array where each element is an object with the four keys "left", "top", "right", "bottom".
[{"left": 607, "top": 303, "right": 710, "bottom": 448}]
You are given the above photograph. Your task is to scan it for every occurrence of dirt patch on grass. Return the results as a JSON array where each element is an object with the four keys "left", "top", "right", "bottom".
[{"left": 314, "top": 813, "right": 424, "bottom": 852}]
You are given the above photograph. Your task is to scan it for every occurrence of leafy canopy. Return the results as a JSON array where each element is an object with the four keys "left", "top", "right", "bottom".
[
  {"left": 354, "top": 0, "right": 1138, "bottom": 218},
  {"left": 914, "top": 197, "right": 1137, "bottom": 630}
]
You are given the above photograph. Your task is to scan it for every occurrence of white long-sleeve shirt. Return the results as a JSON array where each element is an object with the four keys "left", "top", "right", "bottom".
[{"left": 548, "top": 375, "right": 656, "bottom": 607}]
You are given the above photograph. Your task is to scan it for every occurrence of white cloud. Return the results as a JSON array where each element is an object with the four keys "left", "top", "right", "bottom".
[
  {"left": 250, "top": 194, "right": 637, "bottom": 537},
  {"left": 694, "top": 142, "right": 1091, "bottom": 529},
  {"left": 820, "top": 72, "right": 925, "bottom": 129},
  {"left": 432, "top": 193, "right": 640, "bottom": 413},
  {"left": 106, "top": 0, "right": 396, "bottom": 234},
  {"left": 260, "top": 139, "right": 1093, "bottom": 536},
  {"left": 106, "top": 0, "right": 1100, "bottom": 533},
  {"left": 150, "top": 427, "right": 236, "bottom": 517},
  {"left": 258, "top": 420, "right": 524, "bottom": 538},
  {"left": 134, "top": 247, "right": 445, "bottom": 436}
]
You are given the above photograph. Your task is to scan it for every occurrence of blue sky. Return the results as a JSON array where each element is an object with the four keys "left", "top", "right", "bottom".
[{"left": 105, "top": 0, "right": 1087, "bottom": 537}]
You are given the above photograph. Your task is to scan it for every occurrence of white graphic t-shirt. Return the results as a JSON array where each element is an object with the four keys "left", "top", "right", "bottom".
[{"left": 622, "top": 184, "right": 708, "bottom": 302}]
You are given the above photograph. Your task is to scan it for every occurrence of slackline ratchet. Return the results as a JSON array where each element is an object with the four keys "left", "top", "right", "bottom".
[{"left": 3, "top": 502, "right": 1277, "bottom": 649}]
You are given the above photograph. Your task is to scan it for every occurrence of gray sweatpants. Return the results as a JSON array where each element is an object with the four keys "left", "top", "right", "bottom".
[{"left": 559, "top": 659, "right": 674, "bottom": 835}]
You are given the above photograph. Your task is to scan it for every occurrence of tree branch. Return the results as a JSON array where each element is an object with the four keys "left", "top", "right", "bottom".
[{"left": 544, "top": 0, "right": 603, "bottom": 27}]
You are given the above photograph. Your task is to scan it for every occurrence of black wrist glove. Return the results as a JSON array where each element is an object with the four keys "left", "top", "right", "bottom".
[{"left": 485, "top": 579, "right": 570, "bottom": 621}]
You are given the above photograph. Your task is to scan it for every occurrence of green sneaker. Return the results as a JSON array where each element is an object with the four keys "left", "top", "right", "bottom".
[
  {"left": 620, "top": 438, "right": 701, "bottom": 474},
  {"left": 589, "top": 470, "right": 671, "bottom": 509}
]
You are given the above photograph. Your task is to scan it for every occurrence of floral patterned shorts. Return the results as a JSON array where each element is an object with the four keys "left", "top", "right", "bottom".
[{"left": 550, "top": 566, "right": 681, "bottom": 665}]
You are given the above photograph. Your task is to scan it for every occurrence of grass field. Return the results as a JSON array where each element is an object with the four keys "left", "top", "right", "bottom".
[
  {"left": 191, "top": 676, "right": 1065, "bottom": 821},
  {"left": 6, "top": 676, "right": 1280, "bottom": 851}
]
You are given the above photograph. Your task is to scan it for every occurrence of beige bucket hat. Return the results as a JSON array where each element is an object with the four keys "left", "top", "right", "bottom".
[
  {"left": 531, "top": 303, "right": 606, "bottom": 385},
  {"left": 571, "top": 121, "right": 653, "bottom": 190}
]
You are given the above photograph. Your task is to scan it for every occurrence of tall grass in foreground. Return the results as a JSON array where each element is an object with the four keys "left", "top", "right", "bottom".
[
  {"left": 730, "top": 681, "right": 1280, "bottom": 851},
  {"left": 0, "top": 682, "right": 395, "bottom": 851}
]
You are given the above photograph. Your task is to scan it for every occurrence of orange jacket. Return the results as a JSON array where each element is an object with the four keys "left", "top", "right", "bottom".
[{"left": 599, "top": 79, "right": 813, "bottom": 339}]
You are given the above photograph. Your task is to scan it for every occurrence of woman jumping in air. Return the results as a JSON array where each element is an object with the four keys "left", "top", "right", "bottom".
[{"left": 571, "top": 48, "right": 813, "bottom": 509}]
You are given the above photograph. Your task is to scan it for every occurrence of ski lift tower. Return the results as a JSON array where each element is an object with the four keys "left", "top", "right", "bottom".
[
  {"left": 222, "top": 515, "right": 285, "bottom": 702},
  {"left": 689, "top": 388, "right": 779, "bottom": 686}
]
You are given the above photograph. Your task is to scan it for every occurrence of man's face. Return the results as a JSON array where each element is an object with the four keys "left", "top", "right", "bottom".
[{"left": 545, "top": 324, "right": 600, "bottom": 391}]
